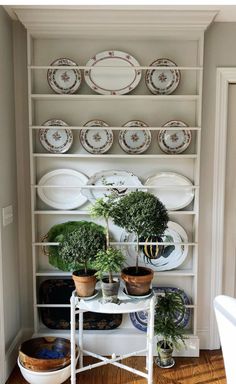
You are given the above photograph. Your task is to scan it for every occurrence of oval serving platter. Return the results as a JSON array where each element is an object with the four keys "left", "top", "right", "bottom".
[
  {"left": 84, "top": 50, "right": 142, "bottom": 95},
  {"left": 145, "top": 58, "right": 180, "bottom": 95},
  {"left": 119, "top": 120, "right": 151, "bottom": 154},
  {"left": 130, "top": 287, "right": 191, "bottom": 332},
  {"left": 37, "top": 169, "right": 88, "bottom": 210},
  {"left": 80, "top": 120, "right": 113, "bottom": 154},
  {"left": 47, "top": 58, "right": 82, "bottom": 94},
  {"left": 39, "top": 119, "right": 73, "bottom": 154},
  {"left": 120, "top": 221, "right": 188, "bottom": 271},
  {"left": 158, "top": 120, "right": 191, "bottom": 154}
]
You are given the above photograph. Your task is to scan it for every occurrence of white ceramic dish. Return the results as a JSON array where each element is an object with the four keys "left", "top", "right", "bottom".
[
  {"left": 121, "top": 221, "right": 188, "bottom": 271},
  {"left": 144, "top": 171, "right": 194, "bottom": 210},
  {"left": 158, "top": 120, "right": 191, "bottom": 154},
  {"left": 47, "top": 58, "right": 82, "bottom": 94},
  {"left": 39, "top": 119, "right": 73, "bottom": 154},
  {"left": 37, "top": 169, "right": 88, "bottom": 210},
  {"left": 119, "top": 120, "right": 151, "bottom": 154},
  {"left": 145, "top": 58, "right": 180, "bottom": 95},
  {"left": 77, "top": 289, "right": 100, "bottom": 301},
  {"left": 82, "top": 170, "right": 143, "bottom": 202},
  {"left": 84, "top": 50, "right": 142, "bottom": 95},
  {"left": 80, "top": 120, "right": 113, "bottom": 154},
  {"left": 122, "top": 288, "right": 153, "bottom": 299},
  {"left": 18, "top": 357, "right": 72, "bottom": 384}
]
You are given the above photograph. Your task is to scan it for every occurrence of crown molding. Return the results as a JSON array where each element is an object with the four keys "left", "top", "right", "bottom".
[{"left": 3, "top": 7, "right": 217, "bottom": 35}]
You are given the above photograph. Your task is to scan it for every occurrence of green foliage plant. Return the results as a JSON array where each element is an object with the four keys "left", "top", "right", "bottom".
[
  {"left": 154, "top": 291, "right": 186, "bottom": 351},
  {"left": 93, "top": 247, "right": 125, "bottom": 283},
  {"left": 90, "top": 193, "right": 118, "bottom": 248},
  {"left": 111, "top": 191, "right": 169, "bottom": 273},
  {"left": 47, "top": 221, "right": 106, "bottom": 272}
]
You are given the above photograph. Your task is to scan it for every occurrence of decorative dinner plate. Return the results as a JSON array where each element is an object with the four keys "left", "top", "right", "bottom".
[
  {"left": 144, "top": 172, "right": 194, "bottom": 210},
  {"left": 120, "top": 221, "right": 188, "bottom": 271},
  {"left": 158, "top": 120, "right": 191, "bottom": 154},
  {"left": 37, "top": 169, "right": 88, "bottom": 210},
  {"left": 119, "top": 120, "right": 151, "bottom": 154},
  {"left": 145, "top": 58, "right": 180, "bottom": 95},
  {"left": 39, "top": 119, "right": 73, "bottom": 154},
  {"left": 80, "top": 120, "right": 113, "bottom": 154},
  {"left": 82, "top": 170, "right": 143, "bottom": 202},
  {"left": 84, "top": 50, "right": 142, "bottom": 95},
  {"left": 47, "top": 58, "right": 82, "bottom": 94},
  {"left": 130, "top": 287, "right": 191, "bottom": 332}
]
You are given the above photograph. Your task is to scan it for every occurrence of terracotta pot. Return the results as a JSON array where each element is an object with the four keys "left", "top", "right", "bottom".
[
  {"left": 101, "top": 278, "right": 120, "bottom": 303},
  {"left": 121, "top": 266, "right": 154, "bottom": 296},
  {"left": 72, "top": 270, "right": 97, "bottom": 297}
]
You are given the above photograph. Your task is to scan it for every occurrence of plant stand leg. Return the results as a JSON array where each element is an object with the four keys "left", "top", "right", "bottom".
[
  {"left": 147, "top": 297, "right": 155, "bottom": 384},
  {"left": 79, "top": 310, "right": 84, "bottom": 368},
  {"left": 70, "top": 294, "right": 76, "bottom": 384}
]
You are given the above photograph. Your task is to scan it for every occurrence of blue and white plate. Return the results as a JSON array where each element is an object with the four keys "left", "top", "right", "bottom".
[{"left": 130, "top": 287, "right": 191, "bottom": 332}]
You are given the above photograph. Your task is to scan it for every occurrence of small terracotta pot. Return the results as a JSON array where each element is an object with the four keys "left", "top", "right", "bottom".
[
  {"left": 72, "top": 270, "right": 97, "bottom": 297},
  {"left": 121, "top": 266, "right": 154, "bottom": 296}
]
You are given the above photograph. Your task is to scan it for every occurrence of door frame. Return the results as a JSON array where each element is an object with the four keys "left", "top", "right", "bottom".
[
  {"left": 0, "top": 223, "right": 5, "bottom": 382},
  {"left": 209, "top": 68, "right": 236, "bottom": 349}
]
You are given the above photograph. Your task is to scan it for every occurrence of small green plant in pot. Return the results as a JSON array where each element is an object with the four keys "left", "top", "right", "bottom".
[
  {"left": 91, "top": 194, "right": 125, "bottom": 302},
  {"left": 53, "top": 221, "right": 106, "bottom": 297},
  {"left": 154, "top": 291, "right": 186, "bottom": 368},
  {"left": 111, "top": 191, "right": 169, "bottom": 296}
]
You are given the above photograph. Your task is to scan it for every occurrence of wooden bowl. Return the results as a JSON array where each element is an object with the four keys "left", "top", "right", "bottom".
[{"left": 19, "top": 337, "right": 73, "bottom": 372}]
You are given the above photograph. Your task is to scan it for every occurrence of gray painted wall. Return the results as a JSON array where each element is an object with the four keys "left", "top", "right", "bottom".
[{"left": 0, "top": 5, "right": 20, "bottom": 378}]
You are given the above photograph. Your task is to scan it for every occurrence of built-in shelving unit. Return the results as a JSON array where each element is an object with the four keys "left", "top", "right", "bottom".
[{"left": 23, "top": 8, "right": 216, "bottom": 356}]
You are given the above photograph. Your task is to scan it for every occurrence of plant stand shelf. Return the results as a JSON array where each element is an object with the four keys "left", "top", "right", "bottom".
[{"left": 70, "top": 289, "right": 156, "bottom": 384}]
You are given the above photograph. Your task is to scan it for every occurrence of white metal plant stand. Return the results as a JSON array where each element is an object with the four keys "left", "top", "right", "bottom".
[{"left": 70, "top": 289, "right": 156, "bottom": 384}]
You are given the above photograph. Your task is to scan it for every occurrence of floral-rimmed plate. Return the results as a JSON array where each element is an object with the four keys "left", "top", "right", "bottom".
[
  {"left": 39, "top": 119, "right": 73, "bottom": 154},
  {"left": 145, "top": 58, "right": 180, "bottom": 95},
  {"left": 130, "top": 287, "right": 191, "bottom": 332},
  {"left": 120, "top": 221, "right": 188, "bottom": 271},
  {"left": 144, "top": 172, "right": 194, "bottom": 210},
  {"left": 84, "top": 50, "right": 142, "bottom": 95},
  {"left": 158, "top": 120, "right": 191, "bottom": 154},
  {"left": 119, "top": 120, "right": 151, "bottom": 154},
  {"left": 37, "top": 169, "right": 88, "bottom": 210},
  {"left": 47, "top": 58, "right": 82, "bottom": 94},
  {"left": 80, "top": 120, "right": 113, "bottom": 154},
  {"left": 82, "top": 170, "right": 143, "bottom": 202}
]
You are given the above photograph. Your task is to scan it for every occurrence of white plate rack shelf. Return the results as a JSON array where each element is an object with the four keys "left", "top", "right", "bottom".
[{"left": 22, "top": 8, "right": 217, "bottom": 357}]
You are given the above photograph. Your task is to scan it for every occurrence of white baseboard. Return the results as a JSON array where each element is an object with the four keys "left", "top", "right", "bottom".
[
  {"left": 4, "top": 327, "right": 33, "bottom": 382},
  {"left": 197, "top": 328, "right": 211, "bottom": 350}
]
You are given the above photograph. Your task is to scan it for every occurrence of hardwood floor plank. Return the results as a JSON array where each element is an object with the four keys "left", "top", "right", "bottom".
[{"left": 6, "top": 350, "right": 226, "bottom": 384}]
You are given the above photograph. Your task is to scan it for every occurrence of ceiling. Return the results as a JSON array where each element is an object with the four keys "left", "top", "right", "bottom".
[{"left": 4, "top": 4, "right": 236, "bottom": 23}]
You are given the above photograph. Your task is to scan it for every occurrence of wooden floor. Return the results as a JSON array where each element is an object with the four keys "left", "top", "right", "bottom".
[{"left": 7, "top": 350, "right": 226, "bottom": 384}]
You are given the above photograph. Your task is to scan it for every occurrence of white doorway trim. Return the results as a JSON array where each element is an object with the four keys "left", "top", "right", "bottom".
[
  {"left": 0, "top": 224, "right": 6, "bottom": 382},
  {"left": 209, "top": 68, "right": 236, "bottom": 349}
]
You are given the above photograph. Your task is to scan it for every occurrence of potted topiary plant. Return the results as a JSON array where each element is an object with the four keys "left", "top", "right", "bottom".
[
  {"left": 154, "top": 291, "right": 186, "bottom": 368},
  {"left": 91, "top": 194, "right": 125, "bottom": 302},
  {"left": 46, "top": 221, "right": 106, "bottom": 297},
  {"left": 111, "top": 190, "right": 169, "bottom": 296}
]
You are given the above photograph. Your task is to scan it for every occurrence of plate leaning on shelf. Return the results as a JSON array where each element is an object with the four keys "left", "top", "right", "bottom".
[
  {"left": 84, "top": 50, "right": 142, "bottom": 95},
  {"left": 82, "top": 170, "right": 143, "bottom": 202},
  {"left": 37, "top": 169, "right": 88, "bottom": 210},
  {"left": 39, "top": 119, "right": 73, "bottom": 154},
  {"left": 80, "top": 120, "right": 113, "bottom": 154},
  {"left": 119, "top": 120, "right": 151, "bottom": 154},
  {"left": 130, "top": 287, "right": 191, "bottom": 332},
  {"left": 121, "top": 221, "right": 188, "bottom": 271},
  {"left": 144, "top": 172, "right": 194, "bottom": 210},
  {"left": 158, "top": 120, "right": 191, "bottom": 154},
  {"left": 145, "top": 58, "right": 180, "bottom": 95},
  {"left": 47, "top": 58, "right": 82, "bottom": 94}
]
